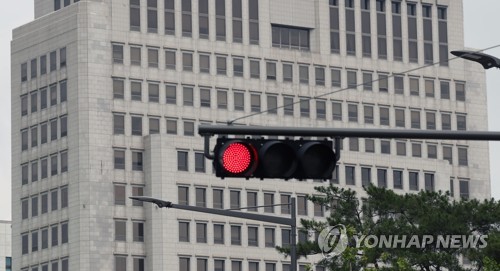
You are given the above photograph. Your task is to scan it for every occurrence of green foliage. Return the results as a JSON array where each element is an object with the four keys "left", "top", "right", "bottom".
[{"left": 276, "top": 185, "right": 500, "bottom": 271}]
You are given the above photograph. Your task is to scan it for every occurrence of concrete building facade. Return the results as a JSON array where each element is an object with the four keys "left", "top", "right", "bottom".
[
  {"left": 11, "top": 0, "right": 490, "bottom": 270},
  {"left": 0, "top": 221, "right": 12, "bottom": 271}
]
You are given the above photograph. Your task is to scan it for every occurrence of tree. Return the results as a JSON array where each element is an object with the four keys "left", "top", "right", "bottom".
[{"left": 277, "top": 185, "right": 500, "bottom": 271}]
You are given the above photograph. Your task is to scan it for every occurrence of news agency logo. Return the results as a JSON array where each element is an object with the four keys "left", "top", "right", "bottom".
[
  {"left": 317, "top": 224, "right": 349, "bottom": 257},
  {"left": 318, "top": 224, "right": 488, "bottom": 258}
]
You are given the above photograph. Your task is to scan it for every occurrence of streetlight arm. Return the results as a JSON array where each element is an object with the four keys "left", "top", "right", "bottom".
[{"left": 130, "top": 196, "right": 295, "bottom": 227}]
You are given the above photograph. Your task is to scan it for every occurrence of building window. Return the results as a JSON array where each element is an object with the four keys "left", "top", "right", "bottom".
[
  {"left": 196, "top": 223, "right": 207, "bottom": 243},
  {"left": 131, "top": 116, "right": 143, "bottom": 136},
  {"left": 21, "top": 62, "right": 28, "bottom": 82},
  {"left": 348, "top": 104, "right": 358, "bottom": 122},
  {"left": 394, "top": 75, "right": 404, "bottom": 94},
  {"left": 181, "top": 0, "right": 192, "bottom": 36},
  {"left": 51, "top": 155, "right": 58, "bottom": 176},
  {"left": 22, "top": 198, "right": 29, "bottom": 219},
  {"left": 214, "top": 224, "right": 224, "bottom": 244},
  {"left": 299, "top": 65, "right": 309, "bottom": 84},
  {"left": 411, "top": 111, "right": 420, "bottom": 129},
  {"left": 114, "top": 149, "right": 126, "bottom": 169},
  {"left": 177, "top": 151, "right": 188, "bottom": 171},
  {"left": 392, "top": 1, "right": 402, "bottom": 60},
  {"left": 213, "top": 189, "right": 223, "bottom": 209},
  {"left": 198, "top": 0, "right": 209, "bottom": 38},
  {"left": 457, "top": 115, "right": 467, "bottom": 131},
  {"left": 22, "top": 233, "right": 29, "bottom": 255},
  {"left": 178, "top": 186, "right": 189, "bottom": 205},
  {"left": 130, "top": 0, "right": 140, "bottom": 31},
  {"left": 330, "top": 0, "right": 340, "bottom": 53},
  {"left": 233, "top": 57, "right": 244, "bottom": 77},
  {"left": 31, "top": 127, "right": 38, "bottom": 148},
  {"left": 195, "top": 152, "right": 206, "bottom": 173},
  {"left": 166, "top": 119, "right": 177, "bottom": 134},
  {"left": 148, "top": 48, "right": 159, "bottom": 68},
  {"left": 363, "top": 72, "right": 372, "bottom": 91},
  {"left": 428, "top": 144, "right": 437, "bottom": 159},
  {"left": 425, "top": 173, "right": 434, "bottom": 192},
  {"left": 113, "top": 79, "right": 124, "bottom": 99},
  {"left": 233, "top": 92, "right": 244, "bottom": 111},
  {"left": 393, "top": 170, "right": 403, "bottom": 189},
  {"left": 149, "top": 118, "right": 160, "bottom": 134},
  {"left": 265, "top": 228, "right": 275, "bottom": 247},
  {"left": 412, "top": 142, "right": 422, "bottom": 157},
  {"left": 165, "top": 50, "right": 176, "bottom": 70},
  {"left": 232, "top": 0, "right": 243, "bottom": 42},
  {"left": 266, "top": 62, "right": 277, "bottom": 80},
  {"left": 179, "top": 221, "right": 190, "bottom": 242},
  {"left": 165, "top": 0, "right": 175, "bottom": 35},
  {"left": 361, "top": 167, "right": 372, "bottom": 186},
  {"left": 377, "top": 169, "right": 387, "bottom": 188},
  {"left": 365, "top": 139, "right": 375, "bottom": 153},
  {"left": 283, "top": 97, "right": 294, "bottom": 116},
  {"left": 112, "top": 44, "right": 124, "bottom": 64},
  {"left": 314, "top": 202, "right": 324, "bottom": 217},
  {"left": 231, "top": 225, "right": 241, "bottom": 245},
  {"left": 349, "top": 138, "right": 359, "bottom": 152},
  {"left": 114, "top": 185, "right": 126, "bottom": 205},
  {"left": 315, "top": 67, "right": 325, "bottom": 86},
  {"left": 115, "top": 220, "right": 126, "bottom": 241},
  {"left": 316, "top": 100, "right": 326, "bottom": 120},
  {"left": 179, "top": 258, "right": 190, "bottom": 271},
  {"left": 264, "top": 193, "right": 274, "bottom": 213},
  {"left": 346, "top": 166, "right": 355, "bottom": 185},
  {"left": 442, "top": 113, "right": 451, "bottom": 130},
  {"left": 182, "top": 86, "right": 194, "bottom": 106},
  {"left": 409, "top": 78, "right": 419, "bottom": 96},
  {"left": 50, "top": 84, "right": 58, "bottom": 106},
  {"left": 250, "top": 59, "right": 260, "bottom": 79},
  {"left": 438, "top": 7, "right": 449, "bottom": 66},
  {"left": 426, "top": 112, "right": 436, "bottom": 130},
  {"left": 423, "top": 5, "right": 433, "bottom": 64},
  {"left": 376, "top": 0, "right": 387, "bottom": 59},
  {"left": 40, "top": 87, "right": 47, "bottom": 109},
  {"left": 134, "top": 258, "right": 145, "bottom": 271},
  {"left": 21, "top": 95, "right": 28, "bottom": 116},
  {"left": 166, "top": 84, "right": 177, "bottom": 104},
  {"left": 379, "top": 74, "right": 388, "bottom": 92},
  {"left": 459, "top": 180, "right": 469, "bottom": 199},
  {"left": 246, "top": 226, "right": 258, "bottom": 247},
  {"left": 267, "top": 95, "right": 278, "bottom": 114},
  {"left": 249, "top": 0, "right": 259, "bottom": 44},
  {"left": 21, "top": 130, "right": 28, "bottom": 151},
  {"left": 131, "top": 81, "right": 142, "bottom": 101},
  {"left": 216, "top": 56, "right": 227, "bottom": 75},
  {"left": 50, "top": 51, "right": 57, "bottom": 71},
  {"left": 297, "top": 195, "right": 308, "bottom": 216},
  {"left": 113, "top": 114, "right": 125, "bottom": 135},
  {"left": 230, "top": 190, "right": 240, "bottom": 209},
  {"left": 147, "top": 0, "right": 158, "bottom": 33},
  {"left": 40, "top": 55, "right": 47, "bottom": 75},
  {"left": 50, "top": 189, "right": 58, "bottom": 211},
  {"left": 133, "top": 221, "right": 144, "bottom": 242},
  {"left": 345, "top": 0, "right": 356, "bottom": 55},
  {"left": 361, "top": 0, "right": 371, "bottom": 57},
  {"left": 395, "top": 108, "right": 405, "bottom": 127},
  {"left": 51, "top": 225, "right": 58, "bottom": 246},
  {"left": 41, "top": 158, "right": 48, "bottom": 179},
  {"left": 300, "top": 99, "right": 310, "bottom": 118},
  {"left": 195, "top": 187, "right": 206, "bottom": 207},
  {"left": 251, "top": 93, "right": 261, "bottom": 112},
  {"left": 215, "top": 0, "right": 226, "bottom": 40},
  {"left": 458, "top": 147, "right": 468, "bottom": 166},
  {"left": 443, "top": 146, "right": 453, "bottom": 164},
  {"left": 197, "top": 259, "right": 207, "bottom": 271},
  {"left": 281, "top": 194, "right": 291, "bottom": 214},
  {"left": 379, "top": 107, "right": 389, "bottom": 126},
  {"left": 132, "top": 151, "right": 143, "bottom": 171},
  {"left": 183, "top": 121, "right": 194, "bottom": 136},
  {"left": 132, "top": 186, "right": 143, "bottom": 206},
  {"left": 425, "top": 79, "right": 435, "bottom": 97},
  {"left": 31, "top": 58, "right": 37, "bottom": 79},
  {"left": 181, "top": 52, "right": 193, "bottom": 71},
  {"left": 381, "top": 140, "right": 390, "bottom": 154},
  {"left": 347, "top": 70, "right": 357, "bottom": 88},
  {"left": 130, "top": 46, "right": 141, "bottom": 66},
  {"left": 409, "top": 172, "right": 419, "bottom": 191},
  {"left": 272, "top": 25, "right": 310, "bottom": 51}
]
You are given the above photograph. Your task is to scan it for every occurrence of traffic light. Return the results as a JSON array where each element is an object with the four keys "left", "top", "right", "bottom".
[{"left": 213, "top": 138, "right": 337, "bottom": 180}]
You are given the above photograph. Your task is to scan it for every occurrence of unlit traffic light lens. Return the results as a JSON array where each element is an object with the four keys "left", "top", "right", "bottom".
[{"left": 222, "top": 142, "right": 255, "bottom": 174}]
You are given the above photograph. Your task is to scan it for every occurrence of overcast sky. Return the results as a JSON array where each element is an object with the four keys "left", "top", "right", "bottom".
[{"left": 0, "top": 1, "right": 499, "bottom": 221}]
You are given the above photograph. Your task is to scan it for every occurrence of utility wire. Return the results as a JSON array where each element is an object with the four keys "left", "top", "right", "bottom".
[{"left": 227, "top": 44, "right": 500, "bottom": 125}]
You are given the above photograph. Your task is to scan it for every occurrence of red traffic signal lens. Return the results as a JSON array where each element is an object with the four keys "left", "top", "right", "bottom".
[{"left": 221, "top": 142, "right": 256, "bottom": 174}]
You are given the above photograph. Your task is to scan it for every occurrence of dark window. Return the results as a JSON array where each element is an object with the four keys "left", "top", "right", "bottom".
[
  {"left": 377, "top": 169, "right": 387, "bottom": 188},
  {"left": 379, "top": 107, "right": 389, "bottom": 126},
  {"left": 60, "top": 81, "right": 67, "bottom": 103},
  {"left": 130, "top": 47, "right": 141, "bottom": 66},
  {"left": 213, "top": 189, "right": 224, "bottom": 209},
  {"left": 165, "top": 0, "right": 175, "bottom": 34},
  {"left": 195, "top": 187, "right": 206, "bottom": 207},
  {"left": 300, "top": 99, "right": 310, "bottom": 118},
  {"left": 50, "top": 84, "right": 58, "bottom": 106},
  {"left": 132, "top": 151, "right": 143, "bottom": 171},
  {"left": 182, "top": 0, "right": 192, "bottom": 36},
  {"left": 248, "top": 226, "right": 258, "bottom": 246},
  {"left": 165, "top": 50, "right": 176, "bottom": 69},
  {"left": 166, "top": 84, "right": 177, "bottom": 104},
  {"left": 112, "top": 44, "right": 124, "bottom": 64},
  {"left": 412, "top": 142, "right": 422, "bottom": 157},
  {"left": 21, "top": 63, "right": 28, "bottom": 82},
  {"left": 51, "top": 190, "right": 58, "bottom": 211},
  {"left": 456, "top": 82, "right": 466, "bottom": 101},
  {"left": 250, "top": 59, "right": 260, "bottom": 79},
  {"left": 264, "top": 193, "right": 274, "bottom": 213},
  {"left": 216, "top": 56, "right": 227, "bottom": 75},
  {"left": 233, "top": 0, "right": 243, "bottom": 42},
  {"left": 116, "top": 184, "right": 127, "bottom": 206},
  {"left": 265, "top": 228, "right": 275, "bottom": 247},
  {"left": 272, "top": 25, "right": 310, "bottom": 51},
  {"left": 362, "top": 167, "right": 371, "bottom": 186},
  {"left": 267, "top": 95, "right": 277, "bottom": 114},
  {"left": 22, "top": 233, "right": 29, "bottom": 254},
  {"left": 457, "top": 115, "right": 467, "bottom": 131},
  {"left": 459, "top": 180, "right": 469, "bottom": 199},
  {"left": 346, "top": 166, "right": 355, "bottom": 185},
  {"left": 411, "top": 111, "right": 420, "bottom": 129},
  {"left": 409, "top": 172, "right": 419, "bottom": 191},
  {"left": 233, "top": 58, "right": 244, "bottom": 77},
  {"left": 131, "top": 116, "right": 142, "bottom": 136},
  {"left": 183, "top": 121, "right": 194, "bottom": 136},
  {"left": 130, "top": 81, "right": 142, "bottom": 101},
  {"left": 51, "top": 225, "right": 58, "bottom": 246},
  {"left": 179, "top": 221, "right": 190, "bottom": 242},
  {"left": 113, "top": 79, "right": 124, "bottom": 99},
  {"left": 60, "top": 47, "right": 66, "bottom": 67},
  {"left": 178, "top": 186, "right": 189, "bottom": 205},
  {"left": 31, "top": 127, "right": 38, "bottom": 148},
  {"left": 179, "top": 258, "right": 190, "bottom": 271},
  {"left": 132, "top": 186, "right": 144, "bottom": 206},
  {"left": 134, "top": 258, "right": 145, "bottom": 271},
  {"left": 130, "top": 0, "right": 141, "bottom": 31},
  {"left": 215, "top": 0, "right": 226, "bottom": 40},
  {"left": 458, "top": 148, "right": 468, "bottom": 166},
  {"left": 149, "top": 118, "right": 160, "bottom": 134},
  {"left": 22, "top": 198, "right": 29, "bottom": 219},
  {"left": 425, "top": 173, "right": 434, "bottom": 192},
  {"left": 199, "top": 0, "right": 209, "bottom": 38},
  {"left": 365, "top": 139, "right": 375, "bottom": 153},
  {"left": 214, "top": 224, "right": 224, "bottom": 244},
  {"left": 381, "top": 140, "right": 390, "bottom": 154},
  {"left": 426, "top": 112, "right": 436, "bottom": 130},
  {"left": 347, "top": 70, "right": 357, "bottom": 88},
  {"left": 133, "top": 221, "right": 144, "bottom": 242},
  {"left": 395, "top": 109, "right": 405, "bottom": 127},
  {"left": 297, "top": 195, "right": 307, "bottom": 215},
  {"left": 166, "top": 119, "right": 177, "bottom": 134},
  {"left": 231, "top": 225, "right": 241, "bottom": 245},
  {"left": 250, "top": 93, "right": 261, "bottom": 112},
  {"left": 147, "top": 0, "right": 158, "bottom": 33},
  {"left": 196, "top": 223, "right": 207, "bottom": 243},
  {"left": 148, "top": 48, "right": 159, "bottom": 67},
  {"left": 51, "top": 155, "right": 58, "bottom": 176},
  {"left": 393, "top": 170, "right": 403, "bottom": 189},
  {"left": 428, "top": 144, "right": 437, "bottom": 159},
  {"left": 21, "top": 130, "right": 28, "bottom": 151},
  {"left": 40, "top": 88, "right": 47, "bottom": 109},
  {"left": 182, "top": 52, "right": 193, "bottom": 71},
  {"left": 32, "top": 231, "right": 39, "bottom": 252},
  {"left": 217, "top": 90, "right": 228, "bottom": 109},
  {"left": 348, "top": 104, "right": 358, "bottom": 122},
  {"left": 443, "top": 146, "right": 453, "bottom": 164},
  {"left": 316, "top": 100, "right": 326, "bottom": 119},
  {"left": 266, "top": 62, "right": 276, "bottom": 80},
  {"left": 230, "top": 190, "right": 240, "bottom": 209},
  {"left": 40, "top": 55, "right": 47, "bottom": 75},
  {"left": 178, "top": 151, "right": 188, "bottom": 171},
  {"left": 249, "top": 0, "right": 259, "bottom": 44},
  {"left": 114, "top": 150, "right": 125, "bottom": 169},
  {"left": 21, "top": 95, "right": 28, "bottom": 116},
  {"left": 363, "top": 72, "right": 372, "bottom": 91},
  {"left": 281, "top": 194, "right": 291, "bottom": 214},
  {"left": 31, "top": 59, "right": 37, "bottom": 79}
]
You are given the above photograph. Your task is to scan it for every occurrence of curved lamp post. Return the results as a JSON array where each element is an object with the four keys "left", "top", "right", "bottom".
[{"left": 451, "top": 50, "right": 500, "bottom": 69}]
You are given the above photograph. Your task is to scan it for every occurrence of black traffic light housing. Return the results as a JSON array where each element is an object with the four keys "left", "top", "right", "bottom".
[{"left": 213, "top": 138, "right": 337, "bottom": 180}]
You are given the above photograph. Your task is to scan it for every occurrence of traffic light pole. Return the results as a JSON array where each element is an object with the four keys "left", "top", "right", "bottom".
[
  {"left": 130, "top": 196, "right": 299, "bottom": 271},
  {"left": 199, "top": 125, "right": 500, "bottom": 141}
]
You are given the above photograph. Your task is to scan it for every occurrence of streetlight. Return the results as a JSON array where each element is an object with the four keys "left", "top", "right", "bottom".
[
  {"left": 130, "top": 196, "right": 299, "bottom": 271},
  {"left": 451, "top": 50, "right": 500, "bottom": 69}
]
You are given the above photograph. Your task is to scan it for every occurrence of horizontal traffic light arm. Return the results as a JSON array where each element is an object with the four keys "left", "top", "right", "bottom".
[{"left": 199, "top": 125, "right": 500, "bottom": 141}]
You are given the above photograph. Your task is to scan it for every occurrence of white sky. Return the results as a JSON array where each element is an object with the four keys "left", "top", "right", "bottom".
[{"left": 0, "top": 0, "right": 499, "bottom": 221}]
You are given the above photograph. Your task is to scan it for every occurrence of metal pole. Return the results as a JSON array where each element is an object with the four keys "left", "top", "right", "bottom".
[
  {"left": 290, "top": 197, "right": 297, "bottom": 271},
  {"left": 198, "top": 124, "right": 500, "bottom": 141}
]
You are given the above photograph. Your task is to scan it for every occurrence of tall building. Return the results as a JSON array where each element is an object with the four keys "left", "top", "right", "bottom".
[
  {"left": 11, "top": 0, "right": 490, "bottom": 270},
  {"left": 0, "top": 221, "right": 12, "bottom": 271}
]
